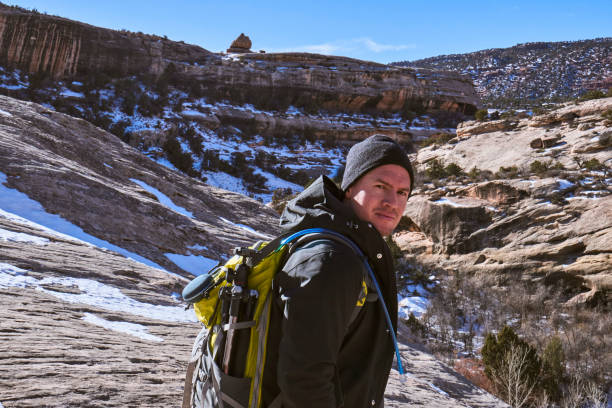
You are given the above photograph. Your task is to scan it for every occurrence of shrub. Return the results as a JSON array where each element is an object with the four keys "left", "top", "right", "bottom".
[
  {"left": 163, "top": 135, "right": 195, "bottom": 175},
  {"left": 540, "top": 336, "right": 565, "bottom": 401},
  {"left": 496, "top": 165, "right": 519, "bottom": 179},
  {"left": 475, "top": 109, "right": 488, "bottom": 121},
  {"left": 530, "top": 160, "right": 549, "bottom": 175},
  {"left": 420, "top": 132, "right": 454, "bottom": 148},
  {"left": 481, "top": 326, "right": 542, "bottom": 406},
  {"left": 583, "top": 158, "right": 604, "bottom": 171},
  {"left": 444, "top": 163, "right": 464, "bottom": 177},
  {"left": 405, "top": 312, "right": 427, "bottom": 339},
  {"left": 424, "top": 158, "right": 446, "bottom": 180},
  {"left": 578, "top": 90, "right": 606, "bottom": 101}
]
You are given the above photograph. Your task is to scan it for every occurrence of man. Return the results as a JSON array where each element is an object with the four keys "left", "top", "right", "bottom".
[{"left": 261, "top": 135, "right": 414, "bottom": 408}]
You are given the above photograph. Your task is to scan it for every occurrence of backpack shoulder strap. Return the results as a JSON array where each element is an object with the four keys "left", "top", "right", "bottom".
[{"left": 276, "top": 228, "right": 371, "bottom": 326}]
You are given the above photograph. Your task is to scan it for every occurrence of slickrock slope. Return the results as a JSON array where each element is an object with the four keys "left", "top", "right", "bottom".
[
  {"left": 0, "top": 214, "right": 506, "bottom": 408},
  {"left": 0, "top": 215, "right": 201, "bottom": 407},
  {"left": 397, "top": 98, "right": 612, "bottom": 306},
  {"left": 0, "top": 94, "right": 281, "bottom": 276},
  {"left": 0, "top": 4, "right": 478, "bottom": 117}
]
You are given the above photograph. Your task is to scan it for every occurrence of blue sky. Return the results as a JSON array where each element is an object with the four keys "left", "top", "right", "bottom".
[{"left": 6, "top": 1, "right": 612, "bottom": 63}]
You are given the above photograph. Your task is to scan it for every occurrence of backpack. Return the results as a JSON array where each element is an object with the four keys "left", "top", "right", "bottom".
[{"left": 181, "top": 228, "right": 404, "bottom": 408}]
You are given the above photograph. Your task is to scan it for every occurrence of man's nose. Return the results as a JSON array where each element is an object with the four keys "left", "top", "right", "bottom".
[{"left": 382, "top": 190, "right": 399, "bottom": 209}]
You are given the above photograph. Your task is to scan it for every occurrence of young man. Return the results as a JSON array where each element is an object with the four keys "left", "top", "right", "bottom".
[{"left": 262, "top": 135, "right": 414, "bottom": 408}]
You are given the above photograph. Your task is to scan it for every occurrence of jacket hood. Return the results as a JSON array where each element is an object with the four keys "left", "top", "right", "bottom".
[{"left": 280, "top": 176, "right": 389, "bottom": 269}]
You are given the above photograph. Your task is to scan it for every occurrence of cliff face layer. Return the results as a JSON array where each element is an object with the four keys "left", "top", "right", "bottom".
[
  {"left": 0, "top": 4, "right": 478, "bottom": 115},
  {"left": 0, "top": 4, "right": 211, "bottom": 78}
]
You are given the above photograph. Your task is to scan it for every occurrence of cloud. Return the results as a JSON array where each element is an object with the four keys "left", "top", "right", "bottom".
[
  {"left": 290, "top": 43, "right": 341, "bottom": 55},
  {"left": 357, "top": 38, "right": 416, "bottom": 53},
  {"left": 270, "top": 37, "right": 415, "bottom": 56}
]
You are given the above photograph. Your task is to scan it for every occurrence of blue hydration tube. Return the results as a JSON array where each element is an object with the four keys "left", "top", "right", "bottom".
[{"left": 277, "top": 228, "right": 406, "bottom": 376}]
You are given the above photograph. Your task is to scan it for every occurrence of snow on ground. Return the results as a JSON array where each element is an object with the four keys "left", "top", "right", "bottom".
[
  {"left": 398, "top": 295, "right": 429, "bottom": 319},
  {"left": 0, "top": 262, "right": 196, "bottom": 323},
  {"left": 130, "top": 178, "right": 194, "bottom": 219},
  {"left": 0, "top": 172, "right": 168, "bottom": 272},
  {"left": 0, "top": 108, "right": 12, "bottom": 117},
  {"left": 0, "top": 227, "right": 49, "bottom": 245},
  {"left": 204, "top": 170, "right": 248, "bottom": 191},
  {"left": 219, "top": 217, "right": 272, "bottom": 240},
  {"left": 557, "top": 179, "right": 575, "bottom": 190},
  {"left": 82, "top": 313, "right": 164, "bottom": 342},
  {"left": 164, "top": 253, "right": 218, "bottom": 276},
  {"left": 59, "top": 89, "right": 84, "bottom": 98},
  {"left": 434, "top": 197, "right": 470, "bottom": 207}
]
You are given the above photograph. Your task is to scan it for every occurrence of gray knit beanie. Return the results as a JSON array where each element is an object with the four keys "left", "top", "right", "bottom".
[{"left": 341, "top": 135, "right": 414, "bottom": 196}]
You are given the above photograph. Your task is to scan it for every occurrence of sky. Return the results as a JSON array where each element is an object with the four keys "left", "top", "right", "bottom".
[{"left": 5, "top": 0, "right": 612, "bottom": 64}]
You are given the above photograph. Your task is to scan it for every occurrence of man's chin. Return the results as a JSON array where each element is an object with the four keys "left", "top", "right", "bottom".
[{"left": 372, "top": 222, "right": 395, "bottom": 237}]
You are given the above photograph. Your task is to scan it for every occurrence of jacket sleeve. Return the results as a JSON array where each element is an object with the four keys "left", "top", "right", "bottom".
[{"left": 274, "top": 241, "right": 364, "bottom": 408}]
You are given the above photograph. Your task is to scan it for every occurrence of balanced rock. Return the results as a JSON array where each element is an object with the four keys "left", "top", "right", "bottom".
[{"left": 227, "top": 33, "right": 252, "bottom": 53}]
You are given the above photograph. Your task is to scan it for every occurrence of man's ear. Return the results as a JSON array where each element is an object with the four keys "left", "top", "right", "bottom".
[{"left": 344, "top": 187, "right": 353, "bottom": 200}]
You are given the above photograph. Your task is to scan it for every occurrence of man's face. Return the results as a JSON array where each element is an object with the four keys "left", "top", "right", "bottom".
[{"left": 344, "top": 164, "right": 411, "bottom": 236}]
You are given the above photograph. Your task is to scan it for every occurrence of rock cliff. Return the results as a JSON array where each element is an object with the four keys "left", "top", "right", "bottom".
[
  {"left": 0, "top": 3, "right": 211, "bottom": 78},
  {"left": 0, "top": 4, "right": 478, "bottom": 116},
  {"left": 397, "top": 97, "right": 612, "bottom": 306}
]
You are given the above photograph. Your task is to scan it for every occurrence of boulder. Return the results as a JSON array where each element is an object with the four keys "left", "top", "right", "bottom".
[
  {"left": 404, "top": 195, "right": 492, "bottom": 254},
  {"left": 226, "top": 33, "right": 252, "bottom": 53}
]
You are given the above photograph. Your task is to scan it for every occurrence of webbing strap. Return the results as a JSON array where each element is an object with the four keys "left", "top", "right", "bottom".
[
  {"left": 250, "top": 293, "right": 272, "bottom": 408},
  {"left": 279, "top": 228, "right": 406, "bottom": 376},
  {"left": 207, "top": 352, "right": 225, "bottom": 408},
  {"left": 222, "top": 321, "right": 256, "bottom": 331},
  {"left": 221, "top": 392, "right": 247, "bottom": 408}
]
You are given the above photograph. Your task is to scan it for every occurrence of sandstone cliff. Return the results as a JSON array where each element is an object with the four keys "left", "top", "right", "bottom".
[
  {"left": 0, "top": 3, "right": 478, "bottom": 117},
  {"left": 397, "top": 97, "right": 612, "bottom": 306},
  {"left": 0, "top": 3, "right": 211, "bottom": 78}
]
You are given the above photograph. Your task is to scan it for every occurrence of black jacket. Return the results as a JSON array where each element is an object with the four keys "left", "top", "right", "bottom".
[{"left": 261, "top": 176, "right": 398, "bottom": 408}]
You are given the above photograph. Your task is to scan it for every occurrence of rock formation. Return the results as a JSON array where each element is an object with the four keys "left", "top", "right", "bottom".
[
  {"left": 226, "top": 33, "right": 252, "bottom": 53},
  {"left": 0, "top": 94, "right": 281, "bottom": 277},
  {"left": 0, "top": 3, "right": 211, "bottom": 78},
  {"left": 0, "top": 4, "right": 478, "bottom": 116},
  {"left": 397, "top": 97, "right": 612, "bottom": 307}
]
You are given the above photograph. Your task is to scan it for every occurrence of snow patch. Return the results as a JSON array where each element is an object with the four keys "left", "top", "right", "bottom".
[
  {"left": 60, "top": 89, "right": 84, "bottom": 98},
  {"left": 164, "top": 253, "right": 218, "bottom": 276},
  {"left": 0, "top": 109, "right": 12, "bottom": 117},
  {"left": 0, "top": 172, "right": 169, "bottom": 272},
  {"left": 0, "top": 228, "right": 49, "bottom": 245},
  {"left": 82, "top": 312, "right": 163, "bottom": 342},
  {"left": 434, "top": 197, "right": 470, "bottom": 207},
  {"left": 398, "top": 295, "right": 429, "bottom": 319},
  {"left": 188, "top": 244, "right": 209, "bottom": 251},
  {"left": 557, "top": 179, "right": 574, "bottom": 190},
  {"left": 0, "top": 263, "right": 196, "bottom": 322},
  {"left": 130, "top": 178, "right": 194, "bottom": 219},
  {"left": 220, "top": 217, "right": 272, "bottom": 239}
]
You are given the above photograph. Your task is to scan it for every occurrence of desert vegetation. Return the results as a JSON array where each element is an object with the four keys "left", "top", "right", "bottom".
[{"left": 399, "top": 259, "right": 611, "bottom": 408}]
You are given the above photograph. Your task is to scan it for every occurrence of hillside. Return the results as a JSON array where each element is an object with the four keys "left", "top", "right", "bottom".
[
  {"left": 393, "top": 38, "right": 612, "bottom": 108},
  {"left": 0, "top": 3, "right": 480, "bottom": 202}
]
